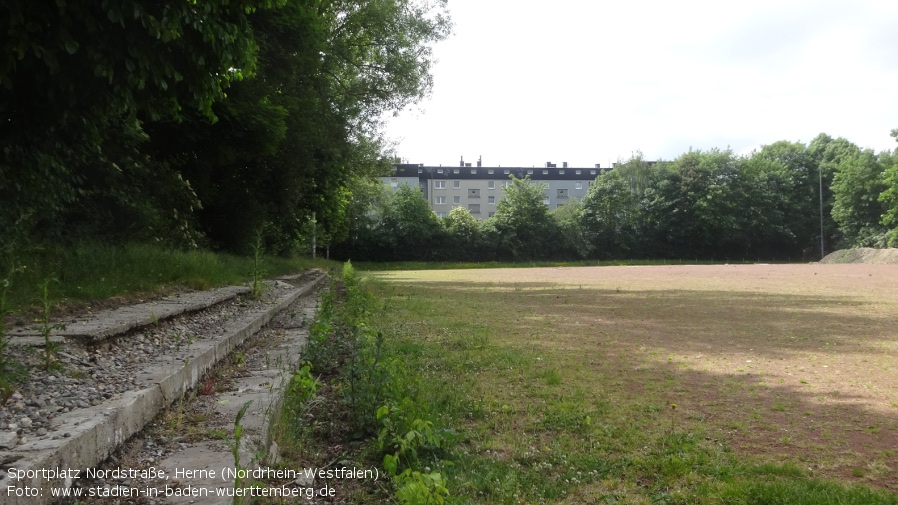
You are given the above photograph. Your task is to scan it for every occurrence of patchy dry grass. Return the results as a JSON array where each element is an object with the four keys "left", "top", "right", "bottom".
[{"left": 369, "top": 264, "right": 898, "bottom": 503}]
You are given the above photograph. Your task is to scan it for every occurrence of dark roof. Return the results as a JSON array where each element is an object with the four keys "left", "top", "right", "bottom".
[{"left": 392, "top": 164, "right": 609, "bottom": 181}]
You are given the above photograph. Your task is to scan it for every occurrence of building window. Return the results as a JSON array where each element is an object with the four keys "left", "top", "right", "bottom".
[
  {"left": 435, "top": 196, "right": 446, "bottom": 204},
  {"left": 504, "top": 169, "right": 510, "bottom": 174},
  {"left": 453, "top": 195, "right": 460, "bottom": 204},
  {"left": 488, "top": 211, "right": 495, "bottom": 217},
  {"left": 417, "top": 168, "right": 423, "bottom": 173},
  {"left": 434, "top": 181, "right": 446, "bottom": 189},
  {"left": 557, "top": 189, "right": 569, "bottom": 199},
  {"left": 488, "top": 180, "right": 495, "bottom": 189},
  {"left": 590, "top": 170, "right": 597, "bottom": 175},
  {"left": 468, "top": 188, "right": 480, "bottom": 198},
  {"left": 542, "top": 169, "right": 549, "bottom": 174},
  {"left": 468, "top": 204, "right": 480, "bottom": 214},
  {"left": 527, "top": 169, "right": 533, "bottom": 175},
  {"left": 437, "top": 212, "right": 446, "bottom": 218},
  {"left": 453, "top": 180, "right": 460, "bottom": 189},
  {"left": 471, "top": 169, "right": 477, "bottom": 174},
  {"left": 453, "top": 169, "right": 460, "bottom": 174},
  {"left": 437, "top": 168, "right": 444, "bottom": 174},
  {"left": 503, "top": 181, "right": 510, "bottom": 189},
  {"left": 390, "top": 177, "right": 399, "bottom": 188},
  {"left": 559, "top": 170, "right": 565, "bottom": 175},
  {"left": 575, "top": 182, "right": 582, "bottom": 190},
  {"left": 488, "top": 169, "right": 494, "bottom": 174},
  {"left": 575, "top": 170, "right": 582, "bottom": 174},
  {"left": 488, "top": 195, "right": 495, "bottom": 204}
]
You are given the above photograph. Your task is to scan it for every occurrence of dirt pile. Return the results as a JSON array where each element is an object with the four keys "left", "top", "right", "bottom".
[{"left": 820, "top": 247, "right": 898, "bottom": 264}]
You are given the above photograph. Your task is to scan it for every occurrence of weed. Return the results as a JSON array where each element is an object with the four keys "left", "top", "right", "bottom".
[
  {"left": 65, "top": 368, "right": 88, "bottom": 380},
  {"left": 287, "top": 263, "right": 458, "bottom": 504},
  {"left": 543, "top": 368, "right": 561, "bottom": 385},
  {"left": 36, "top": 279, "right": 65, "bottom": 371},
  {"left": 250, "top": 230, "right": 266, "bottom": 299},
  {"left": 216, "top": 400, "right": 257, "bottom": 505},
  {"left": 165, "top": 395, "right": 187, "bottom": 434},
  {"left": 288, "top": 362, "right": 319, "bottom": 404}
]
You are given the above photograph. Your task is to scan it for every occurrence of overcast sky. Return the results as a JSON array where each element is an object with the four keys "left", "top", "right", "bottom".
[{"left": 384, "top": 0, "right": 898, "bottom": 168}]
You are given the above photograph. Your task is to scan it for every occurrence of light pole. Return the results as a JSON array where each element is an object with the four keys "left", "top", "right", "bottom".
[{"left": 819, "top": 166, "right": 824, "bottom": 260}]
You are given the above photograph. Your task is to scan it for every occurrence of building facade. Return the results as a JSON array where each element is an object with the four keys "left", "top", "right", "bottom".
[{"left": 382, "top": 160, "right": 609, "bottom": 219}]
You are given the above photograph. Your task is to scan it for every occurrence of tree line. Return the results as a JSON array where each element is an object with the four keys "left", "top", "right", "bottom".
[
  {"left": 1, "top": 0, "right": 450, "bottom": 256},
  {"left": 335, "top": 133, "right": 898, "bottom": 262},
  {"left": 4, "top": 3, "right": 896, "bottom": 264}
]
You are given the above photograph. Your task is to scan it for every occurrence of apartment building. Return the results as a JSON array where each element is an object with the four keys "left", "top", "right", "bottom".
[{"left": 381, "top": 158, "right": 608, "bottom": 219}]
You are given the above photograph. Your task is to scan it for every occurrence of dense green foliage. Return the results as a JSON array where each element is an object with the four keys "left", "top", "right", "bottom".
[
  {"left": 1, "top": 0, "right": 450, "bottom": 256},
  {"left": 341, "top": 134, "right": 898, "bottom": 262},
  {"left": 289, "top": 263, "right": 457, "bottom": 503}
]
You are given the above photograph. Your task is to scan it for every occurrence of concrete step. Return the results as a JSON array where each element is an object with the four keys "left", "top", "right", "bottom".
[
  {"left": 0, "top": 272, "right": 326, "bottom": 505},
  {"left": 9, "top": 286, "right": 252, "bottom": 345}
]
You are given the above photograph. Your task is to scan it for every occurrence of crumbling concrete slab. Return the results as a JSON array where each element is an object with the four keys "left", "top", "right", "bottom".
[{"left": 152, "top": 325, "right": 309, "bottom": 505}]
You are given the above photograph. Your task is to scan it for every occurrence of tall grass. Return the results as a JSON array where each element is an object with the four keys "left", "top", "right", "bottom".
[{"left": 2, "top": 242, "right": 336, "bottom": 313}]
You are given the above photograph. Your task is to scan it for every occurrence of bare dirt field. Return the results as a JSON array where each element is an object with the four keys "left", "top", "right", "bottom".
[{"left": 379, "top": 263, "right": 898, "bottom": 489}]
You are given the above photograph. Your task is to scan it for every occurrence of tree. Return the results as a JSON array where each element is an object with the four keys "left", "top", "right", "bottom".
[
  {"left": 581, "top": 168, "right": 641, "bottom": 258},
  {"left": 1, "top": 0, "right": 283, "bottom": 241},
  {"left": 551, "top": 198, "right": 588, "bottom": 259},
  {"left": 142, "top": 0, "right": 451, "bottom": 253},
  {"left": 1, "top": 0, "right": 451, "bottom": 256},
  {"left": 319, "top": 0, "right": 452, "bottom": 132},
  {"left": 491, "top": 176, "right": 560, "bottom": 260},
  {"left": 807, "top": 134, "right": 860, "bottom": 252},
  {"left": 737, "top": 153, "right": 804, "bottom": 259},
  {"left": 879, "top": 130, "right": 898, "bottom": 246},
  {"left": 441, "top": 206, "right": 490, "bottom": 261},
  {"left": 381, "top": 185, "right": 444, "bottom": 260},
  {"left": 752, "top": 141, "right": 820, "bottom": 257},
  {"left": 642, "top": 150, "right": 743, "bottom": 259},
  {"left": 831, "top": 149, "right": 889, "bottom": 247}
]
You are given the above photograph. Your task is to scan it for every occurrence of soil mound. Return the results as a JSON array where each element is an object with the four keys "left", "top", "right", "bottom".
[{"left": 820, "top": 247, "right": 898, "bottom": 264}]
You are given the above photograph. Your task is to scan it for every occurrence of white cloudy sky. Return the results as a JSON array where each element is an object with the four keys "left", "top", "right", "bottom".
[{"left": 384, "top": 0, "right": 898, "bottom": 168}]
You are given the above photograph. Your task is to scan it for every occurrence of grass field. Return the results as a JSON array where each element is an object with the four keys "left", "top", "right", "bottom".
[{"left": 367, "top": 263, "right": 898, "bottom": 504}]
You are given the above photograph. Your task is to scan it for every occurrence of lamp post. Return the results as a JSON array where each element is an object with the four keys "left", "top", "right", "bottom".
[{"left": 819, "top": 166, "right": 824, "bottom": 260}]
